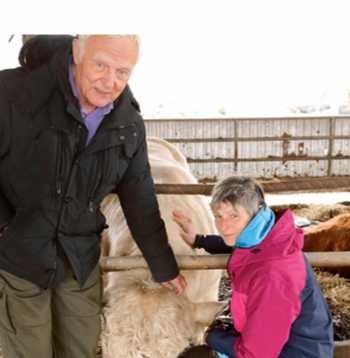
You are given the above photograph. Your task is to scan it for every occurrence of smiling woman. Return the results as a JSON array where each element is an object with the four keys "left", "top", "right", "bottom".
[{"left": 175, "top": 175, "right": 334, "bottom": 358}]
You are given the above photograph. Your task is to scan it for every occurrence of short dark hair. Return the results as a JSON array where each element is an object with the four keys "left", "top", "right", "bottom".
[{"left": 211, "top": 176, "right": 265, "bottom": 218}]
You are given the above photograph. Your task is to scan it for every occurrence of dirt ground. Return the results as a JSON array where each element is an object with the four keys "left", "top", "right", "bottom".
[{"left": 0, "top": 202, "right": 349, "bottom": 356}]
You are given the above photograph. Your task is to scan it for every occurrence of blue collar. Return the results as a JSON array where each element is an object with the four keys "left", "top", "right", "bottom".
[{"left": 235, "top": 204, "right": 275, "bottom": 249}]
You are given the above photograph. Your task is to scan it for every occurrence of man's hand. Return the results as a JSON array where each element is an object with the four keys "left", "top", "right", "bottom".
[
  {"left": 161, "top": 274, "right": 187, "bottom": 295},
  {"left": 173, "top": 210, "right": 197, "bottom": 246}
]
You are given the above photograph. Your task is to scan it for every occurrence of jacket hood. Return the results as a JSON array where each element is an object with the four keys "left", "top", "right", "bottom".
[
  {"left": 235, "top": 204, "right": 275, "bottom": 248},
  {"left": 5, "top": 35, "right": 76, "bottom": 119},
  {"left": 229, "top": 209, "right": 304, "bottom": 270},
  {"left": 19, "top": 35, "right": 75, "bottom": 71}
]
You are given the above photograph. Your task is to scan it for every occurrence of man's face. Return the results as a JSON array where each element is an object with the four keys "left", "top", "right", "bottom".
[{"left": 72, "top": 35, "right": 138, "bottom": 114}]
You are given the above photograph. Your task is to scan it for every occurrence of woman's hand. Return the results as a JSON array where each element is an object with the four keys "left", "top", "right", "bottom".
[{"left": 172, "top": 210, "right": 197, "bottom": 246}]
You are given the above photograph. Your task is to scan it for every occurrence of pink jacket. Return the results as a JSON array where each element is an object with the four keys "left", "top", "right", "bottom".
[{"left": 227, "top": 209, "right": 333, "bottom": 357}]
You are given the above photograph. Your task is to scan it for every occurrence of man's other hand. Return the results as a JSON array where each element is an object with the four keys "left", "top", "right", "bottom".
[{"left": 161, "top": 274, "right": 187, "bottom": 295}]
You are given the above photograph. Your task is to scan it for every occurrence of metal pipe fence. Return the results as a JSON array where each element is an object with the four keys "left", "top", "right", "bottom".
[{"left": 100, "top": 252, "right": 350, "bottom": 272}]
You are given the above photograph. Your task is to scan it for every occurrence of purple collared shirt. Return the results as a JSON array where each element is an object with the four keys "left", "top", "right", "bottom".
[{"left": 68, "top": 56, "right": 114, "bottom": 146}]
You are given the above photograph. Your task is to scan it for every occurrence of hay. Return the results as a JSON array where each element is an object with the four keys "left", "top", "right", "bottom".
[
  {"left": 316, "top": 270, "right": 350, "bottom": 341},
  {"left": 270, "top": 203, "right": 350, "bottom": 222}
]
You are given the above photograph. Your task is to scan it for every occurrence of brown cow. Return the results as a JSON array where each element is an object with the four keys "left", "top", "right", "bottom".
[{"left": 303, "top": 213, "right": 350, "bottom": 277}]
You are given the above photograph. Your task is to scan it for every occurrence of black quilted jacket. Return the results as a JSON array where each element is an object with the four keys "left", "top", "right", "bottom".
[{"left": 0, "top": 36, "right": 179, "bottom": 289}]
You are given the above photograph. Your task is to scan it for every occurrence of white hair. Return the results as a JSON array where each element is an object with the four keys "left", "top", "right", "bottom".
[{"left": 76, "top": 35, "right": 142, "bottom": 63}]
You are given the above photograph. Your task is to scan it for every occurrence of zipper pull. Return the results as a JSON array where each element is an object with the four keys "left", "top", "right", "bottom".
[
  {"left": 56, "top": 179, "right": 62, "bottom": 194},
  {"left": 89, "top": 199, "right": 94, "bottom": 212},
  {"left": 75, "top": 124, "right": 82, "bottom": 155}
]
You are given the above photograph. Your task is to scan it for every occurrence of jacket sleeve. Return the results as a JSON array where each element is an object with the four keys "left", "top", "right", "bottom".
[
  {"left": 115, "top": 121, "right": 179, "bottom": 283},
  {"left": 194, "top": 234, "right": 232, "bottom": 254},
  {"left": 206, "top": 327, "right": 238, "bottom": 358},
  {"left": 0, "top": 77, "right": 15, "bottom": 230},
  {"left": 0, "top": 191, "right": 14, "bottom": 231},
  {"left": 233, "top": 274, "right": 302, "bottom": 358}
]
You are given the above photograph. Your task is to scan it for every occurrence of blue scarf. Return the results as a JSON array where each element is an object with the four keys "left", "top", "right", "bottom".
[{"left": 235, "top": 204, "right": 275, "bottom": 249}]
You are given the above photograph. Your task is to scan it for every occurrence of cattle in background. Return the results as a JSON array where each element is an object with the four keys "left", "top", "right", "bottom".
[
  {"left": 100, "top": 137, "right": 225, "bottom": 358},
  {"left": 303, "top": 213, "right": 350, "bottom": 277}
]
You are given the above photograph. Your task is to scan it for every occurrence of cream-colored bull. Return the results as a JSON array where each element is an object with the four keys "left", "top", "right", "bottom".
[{"left": 100, "top": 138, "right": 224, "bottom": 358}]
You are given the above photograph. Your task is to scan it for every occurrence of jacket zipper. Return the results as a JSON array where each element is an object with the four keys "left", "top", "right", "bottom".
[
  {"left": 55, "top": 132, "right": 63, "bottom": 196},
  {"left": 89, "top": 199, "right": 94, "bottom": 212},
  {"left": 74, "top": 124, "right": 82, "bottom": 156},
  {"left": 88, "top": 150, "right": 103, "bottom": 213},
  {"left": 226, "top": 246, "right": 236, "bottom": 277},
  {"left": 226, "top": 247, "right": 241, "bottom": 336}
]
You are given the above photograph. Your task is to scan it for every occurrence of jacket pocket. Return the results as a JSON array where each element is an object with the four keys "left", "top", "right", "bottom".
[
  {"left": 0, "top": 282, "right": 15, "bottom": 334},
  {"left": 116, "top": 124, "right": 137, "bottom": 158},
  {"left": 123, "top": 137, "right": 138, "bottom": 158}
]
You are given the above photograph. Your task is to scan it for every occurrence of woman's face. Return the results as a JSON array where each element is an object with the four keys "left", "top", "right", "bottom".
[{"left": 213, "top": 201, "right": 252, "bottom": 246}]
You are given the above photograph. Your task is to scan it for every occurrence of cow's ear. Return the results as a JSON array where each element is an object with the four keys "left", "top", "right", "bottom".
[{"left": 194, "top": 301, "right": 229, "bottom": 325}]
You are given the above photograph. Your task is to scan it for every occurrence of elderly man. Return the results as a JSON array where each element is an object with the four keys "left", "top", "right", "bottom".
[{"left": 0, "top": 35, "right": 186, "bottom": 358}]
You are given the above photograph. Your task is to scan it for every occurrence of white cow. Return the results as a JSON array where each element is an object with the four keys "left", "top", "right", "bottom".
[{"left": 100, "top": 137, "right": 225, "bottom": 358}]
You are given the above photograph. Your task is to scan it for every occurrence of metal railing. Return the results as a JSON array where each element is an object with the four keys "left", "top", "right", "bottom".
[{"left": 100, "top": 252, "right": 350, "bottom": 272}]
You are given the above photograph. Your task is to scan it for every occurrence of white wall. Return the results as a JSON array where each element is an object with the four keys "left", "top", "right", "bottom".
[{"left": 1, "top": 1, "right": 350, "bottom": 118}]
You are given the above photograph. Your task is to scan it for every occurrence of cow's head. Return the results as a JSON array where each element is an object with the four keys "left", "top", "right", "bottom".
[{"left": 102, "top": 269, "right": 227, "bottom": 358}]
